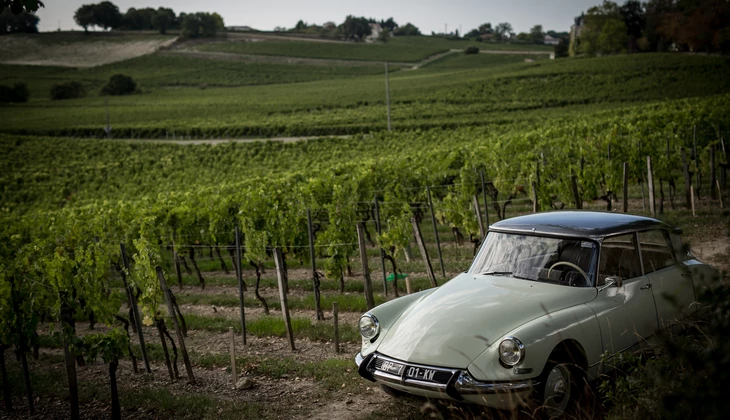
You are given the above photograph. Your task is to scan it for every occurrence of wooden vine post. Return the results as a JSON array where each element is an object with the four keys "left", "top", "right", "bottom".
[
  {"left": 234, "top": 226, "right": 247, "bottom": 345},
  {"left": 273, "top": 248, "right": 296, "bottom": 351},
  {"left": 155, "top": 319, "right": 174, "bottom": 380},
  {"left": 473, "top": 195, "right": 485, "bottom": 238},
  {"left": 333, "top": 302, "right": 340, "bottom": 354},
  {"left": 682, "top": 149, "right": 692, "bottom": 209},
  {"left": 156, "top": 267, "right": 195, "bottom": 384},
  {"left": 571, "top": 175, "right": 582, "bottom": 209},
  {"left": 710, "top": 146, "right": 717, "bottom": 200},
  {"left": 374, "top": 196, "right": 388, "bottom": 296},
  {"left": 120, "top": 243, "right": 151, "bottom": 373},
  {"left": 690, "top": 185, "right": 696, "bottom": 217},
  {"left": 307, "top": 209, "right": 324, "bottom": 320},
  {"left": 172, "top": 239, "right": 183, "bottom": 291},
  {"left": 229, "top": 327, "right": 237, "bottom": 389},
  {"left": 647, "top": 156, "right": 656, "bottom": 217},
  {"left": 411, "top": 218, "right": 438, "bottom": 288},
  {"left": 623, "top": 162, "right": 629, "bottom": 213},
  {"left": 480, "top": 170, "right": 490, "bottom": 227},
  {"left": 356, "top": 222, "right": 375, "bottom": 310},
  {"left": 717, "top": 180, "right": 724, "bottom": 209},
  {"left": 426, "top": 187, "right": 446, "bottom": 278}
]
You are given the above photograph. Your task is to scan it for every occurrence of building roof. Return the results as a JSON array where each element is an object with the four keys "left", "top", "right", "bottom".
[{"left": 490, "top": 211, "right": 672, "bottom": 238}]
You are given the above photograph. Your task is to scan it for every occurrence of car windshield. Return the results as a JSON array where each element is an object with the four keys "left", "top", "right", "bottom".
[{"left": 469, "top": 231, "right": 598, "bottom": 287}]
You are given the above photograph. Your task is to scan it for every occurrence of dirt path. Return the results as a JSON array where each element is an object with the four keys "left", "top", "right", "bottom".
[{"left": 226, "top": 32, "right": 348, "bottom": 44}]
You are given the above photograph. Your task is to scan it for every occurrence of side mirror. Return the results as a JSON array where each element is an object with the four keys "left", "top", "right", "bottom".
[{"left": 598, "top": 276, "right": 623, "bottom": 292}]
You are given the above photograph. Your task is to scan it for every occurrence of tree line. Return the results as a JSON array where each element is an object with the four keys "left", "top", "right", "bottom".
[
  {"left": 278, "top": 16, "right": 421, "bottom": 42},
  {"left": 571, "top": 0, "right": 730, "bottom": 56},
  {"left": 73, "top": 1, "right": 224, "bottom": 38}
]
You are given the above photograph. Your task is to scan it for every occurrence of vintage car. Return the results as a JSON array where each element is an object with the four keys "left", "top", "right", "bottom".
[{"left": 355, "top": 211, "right": 720, "bottom": 416}]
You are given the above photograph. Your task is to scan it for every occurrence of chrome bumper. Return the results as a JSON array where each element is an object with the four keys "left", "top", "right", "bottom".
[{"left": 355, "top": 352, "right": 538, "bottom": 399}]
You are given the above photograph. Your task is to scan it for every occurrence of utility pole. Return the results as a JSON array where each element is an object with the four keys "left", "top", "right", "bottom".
[{"left": 385, "top": 62, "right": 391, "bottom": 131}]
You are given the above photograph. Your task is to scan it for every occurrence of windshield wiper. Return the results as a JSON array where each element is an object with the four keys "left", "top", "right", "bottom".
[{"left": 481, "top": 271, "right": 513, "bottom": 276}]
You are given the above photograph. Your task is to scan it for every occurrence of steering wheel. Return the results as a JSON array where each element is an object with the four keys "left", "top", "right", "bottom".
[{"left": 547, "top": 261, "right": 589, "bottom": 286}]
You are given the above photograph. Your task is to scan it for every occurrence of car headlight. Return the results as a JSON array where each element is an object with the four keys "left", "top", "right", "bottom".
[
  {"left": 359, "top": 314, "right": 380, "bottom": 340},
  {"left": 498, "top": 337, "right": 524, "bottom": 366}
]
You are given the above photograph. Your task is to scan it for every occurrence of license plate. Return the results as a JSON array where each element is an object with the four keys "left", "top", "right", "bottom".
[
  {"left": 405, "top": 366, "right": 438, "bottom": 382},
  {"left": 379, "top": 360, "right": 404, "bottom": 376}
]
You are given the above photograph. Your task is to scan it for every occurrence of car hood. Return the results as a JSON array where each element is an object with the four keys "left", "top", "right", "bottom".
[{"left": 376, "top": 273, "right": 598, "bottom": 368}]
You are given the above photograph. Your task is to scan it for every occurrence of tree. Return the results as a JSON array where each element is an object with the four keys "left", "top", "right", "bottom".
[
  {"left": 151, "top": 7, "right": 174, "bottom": 34},
  {"left": 554, "top": 39, "right": 570, "bottom": 57},
  {"left": 92, "top": 1, "right": 122, "bottom": 30},
  {"left": 1, "top": 0, "right": 43, "bottom": 15},
  {"left": 101, "top": 74, "right": 136, "bottom": 96},
  {"left": 182, "top": 12, "right": 222, "bottom": 38},
  {"left": 516, "top": 32, "right": 530, "bottom": 41},
  {"left": 478, "top": 22, "right": 493, "bottom": 34},
  {"left": 50, "top": 81, "right": 86, "bottom": 100},
  {"left": 529, "top": 24, "right": 544, "bottom": 43},
  {"left": 0, "top": 82, "right": 28, "bottom": 102},
  {"left": 0, "top": 8, "right": 38, "bottom": 34},
  {"left": 495, "top": 22, "right": 513, "bottom": 40},
  {"left": 378, "top": 27, "right": 390, "bottom": 43},
  {"left": 342, "top": 15, "right": 371, "bottom": 41},
  {"left": 465, "top": 28, "right": 480, "bottom": 38},
  {"left": 393, "top": 22, "right": 420, "bottom": 36},
  {"left": 579, "top": 1, "right": 627, "bottom": 55},
  {"left": 74, "top": 4, "right": 95, "bottom": 33},
  {"left": 380, "top": 17, "right": 397, "bottom": 32},
  {"left": 620, "top": 0, "right": 646, "bottom": 51}
]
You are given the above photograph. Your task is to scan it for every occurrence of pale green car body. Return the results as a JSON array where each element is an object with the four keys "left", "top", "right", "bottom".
[{"left": 355, "top": 212, "right": 720, "bottom": 410}]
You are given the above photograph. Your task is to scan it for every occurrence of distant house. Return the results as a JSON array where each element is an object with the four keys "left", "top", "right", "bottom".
[
  {"left": 228, "top": 26, "right": 253, "bottom": 32},
  {"left": 366, "top": 23, "right": 382, "bottom": 43},
  {"left": 480, "top": 33, "right": 495, "bottom": 41},
  {"left": 544, "top": 35, "right": 560, "bottom": 45}
]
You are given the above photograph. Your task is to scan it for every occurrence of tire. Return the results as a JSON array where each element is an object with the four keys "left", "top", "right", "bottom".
[
  {"left": 379, "top": 384, "right": 405, "bottom": 398},
  {"left": 535, "top": 352, "right": 582, "bottom": 418}
]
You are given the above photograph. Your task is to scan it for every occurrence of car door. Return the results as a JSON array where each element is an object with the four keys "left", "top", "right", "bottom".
[
  {"left": 638, "top": 229, "right": 696, "bottom": 328},
  {"left": 585, "top": 233, "right": 659, "bottom": 355}
]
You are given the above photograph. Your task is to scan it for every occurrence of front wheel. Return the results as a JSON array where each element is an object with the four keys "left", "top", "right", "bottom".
[{"left": 535, "top": 354, "right": 582, "bottom": 418}]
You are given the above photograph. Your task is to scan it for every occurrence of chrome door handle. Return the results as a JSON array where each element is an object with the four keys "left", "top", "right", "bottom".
[{"left": 640, "top": 284, "right": 652, "bottom": 290}]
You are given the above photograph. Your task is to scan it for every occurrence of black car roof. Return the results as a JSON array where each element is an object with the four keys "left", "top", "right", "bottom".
[{"left": 489, "top": 211, "right": 672, "bottom": 238}]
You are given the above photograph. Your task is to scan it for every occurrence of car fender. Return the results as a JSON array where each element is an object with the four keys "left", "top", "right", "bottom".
[
  {"left": 361, "top": 288, "right": 436, "bottom": 357},
  {"left": 467, "top": 303, "right": 603, "bottom": 382}
]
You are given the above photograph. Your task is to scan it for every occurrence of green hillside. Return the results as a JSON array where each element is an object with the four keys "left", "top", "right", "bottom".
[
  {"left": 1, "top": 53, "right": 728, "bottom": 138},
  {"left": 195, "top": 35, "right": 551, "bottom": 63}
]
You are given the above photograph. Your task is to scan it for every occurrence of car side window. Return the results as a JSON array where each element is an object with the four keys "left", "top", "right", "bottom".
[
  {"left": 598, "top": 233, "right": 641, "bottom": 285},
  {"left": 638, "top": 230, "right": 676, "bottom": 274}
]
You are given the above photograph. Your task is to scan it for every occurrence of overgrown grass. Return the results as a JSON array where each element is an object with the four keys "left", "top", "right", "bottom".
[{"left": 184, "top": 313, "right": 360, "bottom": 342}]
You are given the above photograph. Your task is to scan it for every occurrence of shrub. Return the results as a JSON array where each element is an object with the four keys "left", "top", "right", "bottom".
[
  {"left": 50, "top": 81, "right": 87, "bottom": 100},
  {"left": 101, "top": 74, "right": 137, "bottom": 96},
  {"left": 465, "top": 46, "right": 479, "bottom": 55},
  {"left": 0, "top": 82, "right": 29, "bottom": 103}
]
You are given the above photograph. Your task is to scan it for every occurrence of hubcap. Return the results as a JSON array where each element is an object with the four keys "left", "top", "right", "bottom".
[{"left": 543, "top": 364, "right": 571, "bottom": 416}]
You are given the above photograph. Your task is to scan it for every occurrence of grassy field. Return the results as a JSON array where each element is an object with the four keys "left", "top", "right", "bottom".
[{"left": 195, "top": 35, "right": 551, "bottom": 63}]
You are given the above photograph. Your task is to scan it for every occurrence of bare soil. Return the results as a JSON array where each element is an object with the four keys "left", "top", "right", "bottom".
[{"left": 0, "top": 35, "right": 177, "bottom": 67}]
